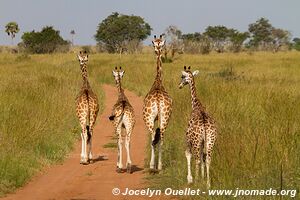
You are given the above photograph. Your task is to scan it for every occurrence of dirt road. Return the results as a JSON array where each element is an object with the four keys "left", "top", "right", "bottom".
[{"left": 2, "top": 84, "right": 150, "bottom": 200}]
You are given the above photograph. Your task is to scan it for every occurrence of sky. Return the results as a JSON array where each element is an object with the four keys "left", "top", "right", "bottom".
[{"left": 0, "top": 0, "right": 299, "bottom": 45}]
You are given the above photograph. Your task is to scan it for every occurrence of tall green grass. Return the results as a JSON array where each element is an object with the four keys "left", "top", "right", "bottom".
[{"left": 0, "top": 52, "right": 299, "bottom": 199}]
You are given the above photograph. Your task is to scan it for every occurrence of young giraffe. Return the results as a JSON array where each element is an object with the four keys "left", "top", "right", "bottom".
[
  {"left": 109, "top": 67, "right": 135, "bottom": 173},
  {"left": 143, "top": 35, "right": 172, "bottom": 171},
  {"left": 76, "top": 51, "right": 99, "bottom": 165},
  {"left": 179, "top": 66, "right": 217, "bottom": 188}
]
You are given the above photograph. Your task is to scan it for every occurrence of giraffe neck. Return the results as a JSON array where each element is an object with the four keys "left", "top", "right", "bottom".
[
  {"left": 116, "top": 78, "right": 125, "bottom": 99},
  {"left": 154, "top": 53, "right": 163, "bottom": 85},
  {"left": 80, "top": 63, "right": 90, "bottom": 88},
  {"left": 189, "top": 78, "right": 201, "bottom": 110}
]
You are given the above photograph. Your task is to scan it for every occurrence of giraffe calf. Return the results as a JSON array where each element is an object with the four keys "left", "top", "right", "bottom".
[
  {"left": 179, "top": 66, "right": 217, "bottom": 188},
  {"left": 109, "top": 67, "right": 135, "bottom": 173}
]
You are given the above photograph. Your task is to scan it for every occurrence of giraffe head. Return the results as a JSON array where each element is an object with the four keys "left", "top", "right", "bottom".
[
  {"left": 179, "top": 66, "right": 199, "bottom": 89},
  {"left": 77, "top": 51, "right": 88, "bottom": 65},
  {"left": 152, "top": 34, "right": 165, "bottom": 56},
  {"left": 112, "top": 66, "right": 125, "bottom": 84}
]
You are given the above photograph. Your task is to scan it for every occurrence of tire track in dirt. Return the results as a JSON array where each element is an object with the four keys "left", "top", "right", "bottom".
[{"left": 2, "top": 84, "right": 153, "bottom": 200}]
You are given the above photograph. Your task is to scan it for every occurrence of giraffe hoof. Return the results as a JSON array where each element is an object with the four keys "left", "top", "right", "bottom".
[
  {"left": 88, "top": 159, "right": 94, "bottom": 164},
  {"left": 148, "top": 168, "right": 159, "bottom": 174},
  {"left": 126, "top": 164, "right": 132, "bottom": 174},
  {"left": 116, "top": 167, "right": 122, "bottom": 173},
  {"left": 80, "top": 161, "right": 89, "bottom": 165}
]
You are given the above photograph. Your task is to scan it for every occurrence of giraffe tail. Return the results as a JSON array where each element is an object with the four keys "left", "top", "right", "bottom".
[
  {"left": 109, "top": 101, "right": 126, "bottom": 121},
  {"left": 152, "top": 128, "right": 161, "bottom": 146},
  {"left": 86, "top": 125, "right": 91, "bottom": 143}
]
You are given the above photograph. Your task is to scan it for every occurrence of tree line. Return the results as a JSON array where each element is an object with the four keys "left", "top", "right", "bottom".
[{"left": 4, "top": 13, "right": 300, "bottom": 54}]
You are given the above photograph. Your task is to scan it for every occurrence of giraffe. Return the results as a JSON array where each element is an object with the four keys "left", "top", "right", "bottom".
[
  {"left": 143, "top": 35, "right": 173, "bottom": 171},
  {"left": 109, "top": 66, "right": 135, "bottom": 173},
  {"left": 178, "top": 66, "right": 217, "bottom": 188},
  {"left": 76, "top": 51, "right": 99, "bottom": 165}
]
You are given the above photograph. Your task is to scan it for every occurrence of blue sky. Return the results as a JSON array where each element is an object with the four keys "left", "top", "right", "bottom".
[{"left": 0, "top": 0, "right": 299, "bottom": 45}]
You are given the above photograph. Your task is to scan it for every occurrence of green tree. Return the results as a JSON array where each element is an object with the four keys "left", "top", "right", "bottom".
[
  {"left": 248, "top": 18, "right": 273, "bottom": 49},
  {"left": 271, "top": 28, "right": 291, "bottom": 52},
  {"left": 182, "top": 32, "right": 211, "bottom": 54},
  {"left": 21, "top": 26, "right": 70, "bottom": 54},
  {"left": 203, "top": 26, "right": 232, "bottom": 52},
  {"left": 228, "top": 30, "right": 249, "bottom": 52},
  {"left": 181, "top": 32, "right": 202, "bottom": 41},
  {"left": 5, "top": 22, "right": 20, "bottom": 45},
  {"left": 292, "top": 38, "right": 300, "bottom": 51},
  {"left": 95, "top": 12, "right": 151, "bottom": 53}
]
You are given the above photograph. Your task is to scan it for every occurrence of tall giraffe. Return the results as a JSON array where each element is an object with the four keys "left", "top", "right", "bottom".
[
  {"left": 179, "top": 66, "right": 217, "bottom": 188},
  {"left": 76, "top": 51, "right": 99, "bottom": 165},
  {"left": 109, "top": 67, "right": 135, "bottom": 173},
  {"left": 143, "top": 35, "right": 173, "bottom": 171}
]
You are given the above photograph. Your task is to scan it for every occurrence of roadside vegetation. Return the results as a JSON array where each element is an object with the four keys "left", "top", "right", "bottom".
[{"left": 0, "top": 53, "right": 103, "bottom": 196}]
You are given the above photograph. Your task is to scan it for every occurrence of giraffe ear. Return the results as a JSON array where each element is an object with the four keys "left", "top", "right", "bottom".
[
  {"left": 120, "top": 70, "right": 125, "bottom": 77},
  {"left": 192, "top": 70, "right": 199, "bottom": 76},
  {"left": 161, "top": 40, "right": 165, "bottom": 46}
]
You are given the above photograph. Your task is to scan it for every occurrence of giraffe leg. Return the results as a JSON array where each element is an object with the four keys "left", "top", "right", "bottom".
[
  {"left": 81, "top": 128, "right": 89, "bottom": 165},
  {"left": 200, "top": 141, "right": 205, "bottom": 178},
  {"left": 80, "top": 131, "right": 85, "bottom": 163},
  {"left": 206, "top": 131, "right": 216, "bottom": 188},
  {"left": 116, "top": 124, "right": 123, "bottom": 173},
  {"left": 124, "top": 117, "right": 133, "bottom": 173},
  {"left": 195, "top": 158, "right": 200, "bottom": 181},
  {"left": 157, "top": 125, "right": 165, "bottom": 171},
  {"left": 150, "top": 133, "right": 156, "bottom": 169},
  {"left": 88, "top": 129, "right": 93, "bottom": 163},
  {"left": 158, "top": 140, "right": 163, "bottom": 170},
  {"left": 125, "top": 135, "right": 132, "bottom": 173},
  {"left": 143, "top": 99, "right": 158, "bottom": 170},
  {"left": 206, "top": 154, "right": 211, "bottom": 188},
  {"left": 185, "top": 148, "right": 193, "bottom": 184},
  {"left": 145, "top": 114, "right": 156, "bottom": 170},
  {"left": 88, "top": 109, "right": 98, "bottom": 164},
  {"left": 157, "top": 99, "right": 172, "bottom": 171}
]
